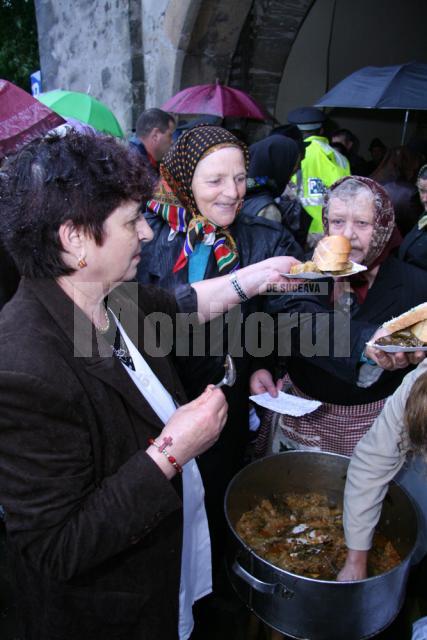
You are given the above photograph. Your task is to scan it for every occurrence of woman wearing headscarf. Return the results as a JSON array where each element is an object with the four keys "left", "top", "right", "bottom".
[
  {"left": 256, "top": 176, "right": 427, "bottom": 457},
  {"left": 136, "top": 124, "right": 301, "bottom": 585},
  {"left": 242, "top": 134, "right": 310, "bottom": 249}
]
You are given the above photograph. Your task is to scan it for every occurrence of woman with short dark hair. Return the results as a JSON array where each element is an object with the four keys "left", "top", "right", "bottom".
[{"left": 0, "top": 131, "right": 296, "bottom": 640}]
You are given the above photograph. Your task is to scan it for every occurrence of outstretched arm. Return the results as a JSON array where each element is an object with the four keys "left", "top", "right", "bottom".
[
  {"left": 339, "top": 366, "right": 418, "bottom": 579},
  {"left": 191, "top": 256, "right": 300, "bottom": 322}
]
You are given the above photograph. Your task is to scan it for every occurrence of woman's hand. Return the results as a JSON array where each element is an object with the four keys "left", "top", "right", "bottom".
[
  {"left": 365, "top": 327, "right": 426, "bottom": 370},
  {"left": 250, "top": 369, "right": 283, "bottom": 397},
  {"left": 337, "top": 549, "right": 369, "bottom": 581},
  {"left": 147, "top": 386, "right": 228, "bottom": 476},
  {"left": 238, "top": 256, "right": 302, "bottom": 296},
  {"left": 191, "top": 256, "right": 303, "bottom": 322}
]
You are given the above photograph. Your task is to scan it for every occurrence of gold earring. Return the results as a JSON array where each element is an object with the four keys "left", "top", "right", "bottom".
[{"left": 78, "top": 257, "right": 87, "bottom": 269}]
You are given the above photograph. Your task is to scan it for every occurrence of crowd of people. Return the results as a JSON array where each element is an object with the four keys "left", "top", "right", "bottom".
[{"left": 1, "top": 97, "right": 427, "bottom": 640}]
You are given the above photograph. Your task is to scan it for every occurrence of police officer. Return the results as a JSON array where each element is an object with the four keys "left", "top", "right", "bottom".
[{"left": 288, "top": 106, "right": 350, "bottom": 241}]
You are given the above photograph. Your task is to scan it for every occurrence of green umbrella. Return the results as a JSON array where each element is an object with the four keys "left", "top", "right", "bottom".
[{"left": 37, "top": 90, "right": 124, "bottom": 138}]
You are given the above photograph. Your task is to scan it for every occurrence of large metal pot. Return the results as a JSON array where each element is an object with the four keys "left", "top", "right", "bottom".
[{"left": 225, "top": 451, "right": 417, "bottom": 640}]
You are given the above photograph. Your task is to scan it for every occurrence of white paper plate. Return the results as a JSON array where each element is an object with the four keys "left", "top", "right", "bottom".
[
  {"left": 365, "top": 341, "right": 427, "bottom": 353},
  {"left": 283, "top": 261, "right": 367, "bottom": 280}
]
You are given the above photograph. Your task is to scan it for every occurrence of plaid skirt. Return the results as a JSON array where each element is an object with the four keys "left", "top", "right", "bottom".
[{"left": 255, "top": 374, "right": 386, "bottom": 458}]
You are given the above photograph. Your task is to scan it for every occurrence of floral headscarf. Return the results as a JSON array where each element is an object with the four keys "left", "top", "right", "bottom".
[
  {"left": 147, "top": 125, "right": 249, "bottom": 274},
  {"left": 322, "top": 175, "right": 396, "bottom": 267}
]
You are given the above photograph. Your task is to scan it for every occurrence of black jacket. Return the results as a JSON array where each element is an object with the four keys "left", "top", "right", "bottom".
[
  {"left": 399, "top": 223, "right": 427, "bottom": 271},
  {"left": 273, "top": 256, "right": 427, "bottom": 405},
  {"left": 242, "top": 191, "right": 310, "bottom": 250},
  {"left": 137, "top": 212, "right": 302, "bottom": 563},
  {"left": 0, "top": 279, "right": 195, "bottom": 640}
]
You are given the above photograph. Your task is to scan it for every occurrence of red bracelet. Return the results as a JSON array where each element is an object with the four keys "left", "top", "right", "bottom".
[{"left": 148, "top": 437, "right": 183, "bottom": 474}]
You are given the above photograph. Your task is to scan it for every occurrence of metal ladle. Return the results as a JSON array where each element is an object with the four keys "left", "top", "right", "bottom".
[{"left": 214, "top": 354, "right": 236, "bottom": 388}]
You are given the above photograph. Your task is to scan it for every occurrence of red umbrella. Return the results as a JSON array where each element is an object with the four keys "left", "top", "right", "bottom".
[
  {"left": 161, "top": 82, "right": 273, "bottom": 121},
  {"left": 0, "top": 79, "right": 65, "bottom": 160}
]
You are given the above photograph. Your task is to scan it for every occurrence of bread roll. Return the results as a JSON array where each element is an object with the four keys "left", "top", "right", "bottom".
[
  {"left": 410, "top": 318, "right": 427, "bottom": 343},
  {"left": 313, "top": 235, "right": 352, "bottom": 271},
  {"left": 382, "top": 302, "right": 427, "bottom": 335}
]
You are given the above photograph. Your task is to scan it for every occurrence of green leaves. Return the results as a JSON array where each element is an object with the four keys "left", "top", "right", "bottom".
[{"left": 0, "top": 0, "right": 40, "bottom": 91}]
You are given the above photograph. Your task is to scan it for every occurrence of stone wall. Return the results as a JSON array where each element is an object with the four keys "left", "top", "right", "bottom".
[
  {"left": 35, "top": 0, "right": 136, "bottom": 134},
  {"left": 34, "top": 0, "right": 260, "bottom": 135}
]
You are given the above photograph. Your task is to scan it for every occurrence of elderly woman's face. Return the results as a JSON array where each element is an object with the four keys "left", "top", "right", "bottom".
[
  {"left": 191, "top": 146, "right": 246, "bottom": 227},
  {"left": 328, "top": 191, "right": 375, "bottom": 264}
]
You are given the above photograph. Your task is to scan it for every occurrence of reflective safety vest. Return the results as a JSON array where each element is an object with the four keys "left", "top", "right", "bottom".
[{"left": 292, "top": 136, "right": 350, "bottom": 233}]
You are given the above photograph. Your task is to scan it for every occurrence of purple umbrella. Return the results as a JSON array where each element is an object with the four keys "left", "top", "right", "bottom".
[
  {"left": 0, "top": 79, "right": 65, "bottom": 160},
  {"left": 162, "top": 82, "right": 273, "bottom": 121}
]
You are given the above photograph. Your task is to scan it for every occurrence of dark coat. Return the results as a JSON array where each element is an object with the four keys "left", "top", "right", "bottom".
[
  {"left": 241, "top": 192, "right": 310, "bottom": 250},
  {"left": 399, "top": 223, "right": 427, "bottom": 271},
  {"left": 129, "top": 136, "right": 160, "bottom": 178},
  {"left": 0, "top": 278, "right": 194, "bottom": 640},
  {"left": 0, "top": 241, "right": 20, "bottom": 310},
  {"left": 136, "top": 213, "right": 302, "bottom": 565},
  {"left": 273, "top": 256, "right": 427, "bottom": 405},
  {"left": 243, "top": 134, "right": 309, "bottom": 250},
  {"left": 382, "top": 181, "right": 423, "bottom": 237}
]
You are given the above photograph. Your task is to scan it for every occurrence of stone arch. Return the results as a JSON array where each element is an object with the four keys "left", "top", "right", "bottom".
[
  {"left": 143, "top": 0, "right": 252, "bottom": 107},
  {"left": 177, "top": 0, "right": 253, "bottom": 87},
  {"left": 158, "top": 0, "right": 314, "bottom": 121},
  {"left": 229, "top": 0, "right": 315, "bottom": 113}
]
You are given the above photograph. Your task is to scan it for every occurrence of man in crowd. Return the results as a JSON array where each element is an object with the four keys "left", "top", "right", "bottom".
[
  {"left": 130, "top": 107, "right": 176, "bottom": 175},
  {"left": 288, "top": 106, "right": 350, "bottom": 241},
  {"left": 366, "top": 137, "right": 387, "bottom": 174},
  {"left": 331, "top": 128, "right": 368, "bottom": 176}
]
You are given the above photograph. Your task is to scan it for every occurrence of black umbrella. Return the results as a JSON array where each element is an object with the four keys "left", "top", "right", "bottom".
[{"left": 315, "top": 62, "right": 427, "bottom": 144}]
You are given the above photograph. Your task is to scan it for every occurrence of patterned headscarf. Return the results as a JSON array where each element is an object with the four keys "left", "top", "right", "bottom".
[
  {"left": 147, "top": 125, "right": 249, "bottom": 274},
  {"left": 322, "top": 176, "right": 396, "bottom": 267},
  {"left": 323, "top": 176, "right": 400, "bottom": 304}
]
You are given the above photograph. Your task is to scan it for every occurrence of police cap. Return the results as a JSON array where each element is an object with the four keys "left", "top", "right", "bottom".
[{"left": 287, "top": 107, "right": 325, "bottom": 131}]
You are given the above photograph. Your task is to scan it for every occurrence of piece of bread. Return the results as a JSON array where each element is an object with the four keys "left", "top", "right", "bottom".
[
  {"left": 313, "top": 235, "right": 352, "bottom": 272},
  {"left": 410, "top": 318, "right": 427, "bottom": 342},
  {"left": 290, "top": 261, "right": 321, "bottom": 274},
  {"left": 382, "top": 302, "right": 427, "bottom": 335}
]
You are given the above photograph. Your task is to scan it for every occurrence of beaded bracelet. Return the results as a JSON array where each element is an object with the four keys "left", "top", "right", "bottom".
[
  {"left": 229, "top": 273, "right": 249, "bottom": 302},
  {"left": 148, "top": 437, "right": 183, "bottom": 474}
]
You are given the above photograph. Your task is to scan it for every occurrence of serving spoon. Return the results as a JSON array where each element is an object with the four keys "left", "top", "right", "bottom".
[{"left": 214, "top": 354, "right": 236, "bottom": 388}]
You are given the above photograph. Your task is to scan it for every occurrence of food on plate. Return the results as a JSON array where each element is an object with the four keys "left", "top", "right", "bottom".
[
  {"left": 312, "top": 235, "right": 352, "bottom": 272},
  {"left": 289, "top": 236, "right": 352, "bottom": 275},
  {"left": 375, "top": 302, "right": 427, "bottom": 348},
  {"left": 290, "top": 261, "right": 320, "bottom": 275},
  {"left": 236, "top": 492, "right": 400, "bottom": 580}
]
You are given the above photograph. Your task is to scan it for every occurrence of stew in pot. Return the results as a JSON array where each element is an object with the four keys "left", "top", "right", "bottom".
[{"left": 236, "top": 492, "right": 400, "bottom": 580}]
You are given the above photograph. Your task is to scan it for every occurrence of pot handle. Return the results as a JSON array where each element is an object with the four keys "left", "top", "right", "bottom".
[{"left": 232, "top": 560, "right": 295, "bottom": 600}]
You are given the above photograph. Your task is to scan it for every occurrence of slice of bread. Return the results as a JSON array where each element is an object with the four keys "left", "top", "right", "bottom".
[
  {"left": 410, "top": 318, "right": 427, "bottom": 342},
  {"left": 382, "top": 302, "right": 427, "bottom": 334}
]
